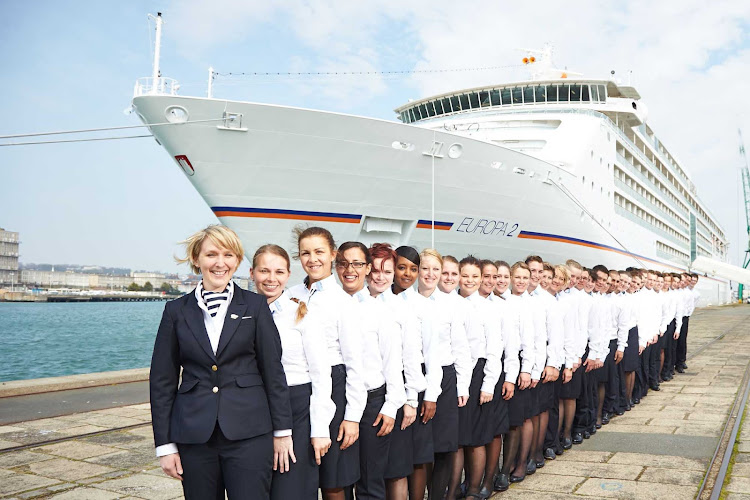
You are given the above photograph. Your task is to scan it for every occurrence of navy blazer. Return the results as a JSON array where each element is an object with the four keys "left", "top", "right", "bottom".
[{"left": 150, "top": 286, "right": 292, "bottom": 448}]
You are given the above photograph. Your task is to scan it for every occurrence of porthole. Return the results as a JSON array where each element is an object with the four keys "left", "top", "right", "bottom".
[{"left": 165, "top": 105, "right": 188, "bottom": 123}]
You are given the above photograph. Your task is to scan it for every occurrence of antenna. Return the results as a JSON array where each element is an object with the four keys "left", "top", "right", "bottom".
[{"left": 149, "top": 13, "right": 163, "bottom": 94}]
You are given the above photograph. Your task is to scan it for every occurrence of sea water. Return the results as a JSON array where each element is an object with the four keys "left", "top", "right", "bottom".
[{"left": 0, "top": 301, "right": 166, "bottom": 382}]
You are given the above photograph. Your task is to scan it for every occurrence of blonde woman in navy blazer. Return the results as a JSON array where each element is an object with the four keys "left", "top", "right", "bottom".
[{"left": 150, "top": 225, "right": 293, "bottom": 500}]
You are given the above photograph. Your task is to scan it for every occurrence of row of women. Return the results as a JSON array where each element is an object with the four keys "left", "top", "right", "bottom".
[{"left": 150, "top": 224, "right": 701, "bottom": 500}]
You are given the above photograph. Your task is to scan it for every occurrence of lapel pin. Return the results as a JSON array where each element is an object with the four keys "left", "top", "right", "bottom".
[{"left": 230, "top": 314, "right": 238, "bottom": 320}]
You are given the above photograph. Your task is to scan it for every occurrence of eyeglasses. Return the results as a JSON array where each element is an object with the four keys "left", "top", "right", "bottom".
[{"left": 335, "top": 261, "right": 367, "bottom": 270}]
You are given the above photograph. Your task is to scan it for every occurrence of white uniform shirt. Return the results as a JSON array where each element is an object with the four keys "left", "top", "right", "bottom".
[
  {"left": 421, "top": 288, "right": 473, "bottom": 397},
  {"left": 532, "top": 287, "right": 565, "bottom": 371},
  {"left": 690, "top": 287, "right": 701, "bottom": 314},
  {"left": 605, "top": 293, "right": 630, "bottom": 352},
  {"left": 464, "top": 291, "right": 503, "bottom": 394},
  {"left": 587, "top": 292, "right": 611, "bottom": 361},
  {"left": 376, "top": 287, "right": 427, "bottom": 404},
  {"left": 635, "top": 288, "right": 661, "bottom": 347},
  {"left": 504, "top": 290, "right": 536, "bottom": 374},
  {"left": 574, "top": 289, "right": 593, "bottom": 360},
  {"left": 269, "top": 291, "right": 335, "bottom": 438},
  {"left": 289, "top": 275, "right": 366, "bottom": 423},
  {"left": 488, "top": 293, "right": 520, "bottom": 383},
  {"left": 557, "top": 288, "right": 582, "bottom": 368},
  {"left": 524, "top": 290, "right": 549, "bottom": 380},
  {"left": 400, "top": 287, "right": 444, "bottom": 402},
  {"left": 351, "top": 288, "right": 406, "bottom": 419}
]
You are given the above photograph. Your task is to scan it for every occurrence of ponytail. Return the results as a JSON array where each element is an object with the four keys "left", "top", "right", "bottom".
[{"left": 289, "top": 297, "right": 308, "bottom": 324}]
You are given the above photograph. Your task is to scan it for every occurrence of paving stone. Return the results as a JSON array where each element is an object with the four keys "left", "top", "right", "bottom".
[
  {"left": 735, "top": 453, "right": 750, "bottom": 463},
  {"left": 48, "top": 487, "right": 123, "bottom": 499},
  {"left": 554, "top": 451, "right": 613, "bottom": 463},
  {"left": 0, "top": 451, "right": 52, "bottom": 468},
  {"left": 86, "top": 449, "right": 161, "bottom": 469},
  {"left": 54, "top": 425, "right": 111, "bottom": 437},
  {"left": 638, "top": 466, "right": 704, "bottom": 486},
  {"left": 738, "top": 441, "right": 750, "bottom": 453},
  {"left": 575, "top": 477, "right": 697, "bottom": 499},
  {"left": 17, "top": 488, "right": 55, "bottom": 499},
  {"left": 488, "top": 490, "right": 580, "bottom": 499},
  {"left": 27, "top": 458, "right": 117, "bottom": 481},
  {"left": 543, "top": 461, "right": 642, "bottom": 480},
  {"left": 19, "top": 419, "right": 82, "bottom": 431},
  {"left": 0, "top": 426, "right": 27, "bottom": 435},
  {"left": 725, "top": 494, "right": 750, "bottom": 500},
  {"left": 726, "top": 476, "right": 750, "bottom": 494},
  {"left": 82, "top": 431, "right": 146, "bottom": 447},
  {"left": 509, "top": 472, "right": 586, "bottom": 493},
  {"left": 598, "top": 423, "right": 677, "bottom": 435},
  {"left": 35, "top": 441, "right": 118, "bottom": 460},
  {"left": 79, "top": 415, "right": 145, "bottom": 428},
  {"left": 608, "top": 452, "right": 708, "bottom": 470},
  {"left": 0, "top": 439, "right": 23, "bottom": 449},
  {"left": 92, "top": 472, "right": 183, "bottom": 499},
  {"left": 0, "top": 470, "right": 60, "bottom": 496},
  {"left": 731, "top": 463, "right": 750, "bottom": 478}
]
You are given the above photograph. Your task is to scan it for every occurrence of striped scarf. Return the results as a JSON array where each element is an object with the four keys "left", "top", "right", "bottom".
[{"left": 201, "top": 284, "right": 230, "bottom": 317}]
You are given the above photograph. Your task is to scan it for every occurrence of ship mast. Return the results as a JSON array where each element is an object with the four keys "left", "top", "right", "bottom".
[
  {"left": 150, "top": 12, "right": 163, "bottom": 95},
  {"left": 738, "top": 129, "right": 750, "bottom": 301}
]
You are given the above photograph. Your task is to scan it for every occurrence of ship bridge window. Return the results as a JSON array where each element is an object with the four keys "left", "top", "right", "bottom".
[
  {"left": 501, "top": 88, "right": 512, "bottom": 105},
  {"left": 450, "top": 95, "right": 461, "bottom": 112},
  {"left": 559, "top": 84, "right": 570, "bottom": 101},
  {"left": 546, "top": 85, "right": 558, "bottom": 102},
  {"left": 535, "top": 85, "right": 546, "bottom": 102},
  {"left": 426, "top": 102, "right": 436, "bottom": 117},
  {"left": 524, "top": 86, "right": 535, "bottom": 103},
  {"left": 598, "top": 85, "right": 606, "bottom": 101},
  {"left": 581, "top": 85, "right": 590, "bottom": 101},
  {"left": 570, "top": 84, "right": 581, "bottom": 101},
  {"left": 591, "top": 85, "right": 599, "bottom": 101},
  {"left": 442, "top": 97, "right": 453, "bottom": 113},
  {"left": 469, "top": 92, "right": 480, "bottom": 109},
  {"left": 480, "top": 91, "right": 491, "bottom": 107},
  {"left": 457, "top": 94, "right": 468, "bottom": 110},
  {"left": 513, "top": 87, "right": 523, "bottom": 104},
  {"left": 490, "top": 89, "right": 501, "bottom": 106},
  {"left": 409, "top": 108, "right": 416, "bottom": 122},
  {"left": 436, "top": 100, "right": 446, "bottom": 115}
]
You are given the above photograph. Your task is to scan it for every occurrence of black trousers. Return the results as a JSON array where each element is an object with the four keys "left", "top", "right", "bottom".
[
  {"left": 179, "top": 424, "right": 272, "bottom": 500},
  {"left": 647, "top": 335, "right": 663, "bottom": 386},
  {"left": 676, "top": 317, "right": 689, "bottom": 366},
  {"left": 544, "top": 377, "right": 562, "bottom": 449},
  {"left": 356, "top": 386, "right": 391, "bottom": 500},
  {"left": 635, "top": 344, "right": 650, "bottom": 398},
  {"left": 662, "top": 320, "right": 676, "bottom": 378},
  {"left": 573, "top": 349, "right": 595, "bottom": 434},
  {"left": 602, "top": 340, "right": 619, "bottom": 414}
]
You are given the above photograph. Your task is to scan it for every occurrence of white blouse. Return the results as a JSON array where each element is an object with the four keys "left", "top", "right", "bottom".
[
  {"left": 269, "top": 291, "right": 335, "bottom": 438},
  {"left": 288, "top": 275, "right": 366, "bottom": 423},
  {"left": 488, "top": 293, "right": 520, "bottom": 383},
  {"left": 463, "top": 291, "right": 503, "bottom": 394}
]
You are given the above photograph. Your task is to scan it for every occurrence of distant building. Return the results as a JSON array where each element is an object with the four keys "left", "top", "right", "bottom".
[{"left": 0, "top": 228, "right": 20, "bottom": 288}]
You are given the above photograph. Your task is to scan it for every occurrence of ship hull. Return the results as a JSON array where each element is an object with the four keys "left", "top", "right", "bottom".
[{"left": 132, "top": 95, "right": 730, "bottom": 304}]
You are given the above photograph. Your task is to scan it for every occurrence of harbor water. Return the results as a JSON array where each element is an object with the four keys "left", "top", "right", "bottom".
[{"left": 0, "top": 301, "right": 165, "bottom": 382}]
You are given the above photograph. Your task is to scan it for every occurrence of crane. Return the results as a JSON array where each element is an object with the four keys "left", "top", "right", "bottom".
[{"left": 739, "top": 129, "right": 750, "bottom": 302}]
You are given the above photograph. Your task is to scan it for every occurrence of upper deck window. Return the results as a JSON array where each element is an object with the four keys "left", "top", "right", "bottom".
[{"left": 400, "top": 81, "right": 608, "bottom": 122}]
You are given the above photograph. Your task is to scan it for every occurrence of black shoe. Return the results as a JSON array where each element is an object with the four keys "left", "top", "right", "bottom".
[
  {"left": 633, "top": 397, "right": 641, "bottom": 404},
  {"left": 544, "top": 447, "right": 557, "bottom": 460},
  {"left": 663, "top": 374, "right": 673, "bottom": 382},
  {"left": 583, "top": 430, "right": 591, "bottom": 439},
  {"left": 650, "top": 384, "right": 660, "bottom": 391},
  {"left": 595, "top": 422, "right": 602, "bottom": 429},
  {"left": 456, "top": 481, "right": 468, "bottom": 498},
  {"left": 554, "top": 444, "right": 564, "bottom": 455},
  {"left": 615, "top": 409, "right": 625, "bottom": 416},
  {"left": 509, "top": 473, "right": 525, "bottom": 484},
  {"left": 625, "top": 403, "right": 632, "bottom": 411},
  {"left": 590, "top": 427, "right": 597, "bottom": 435},
  {"left": 676, "top": 365, "right": 685, "bottom": 373},
  {"left": 536, "top": 458, "right": 545, "bottom": 468},
  {"left": 571, "top": 433, "right": 582, "bottom": 445},
  {"left": 602, "top": 414, "right": 610, "bottom": 425},
  {"left": 682, "top": 363, "right": 688, "bottom": 370},
  {"left": 494, "top": 473, "right": 510, "bottom": 492},
  {"left": 563, "top": 436, "right": 574, "bottom": 449},
  {"left": 526, "top": 458, "right": 537, "bottom": 475},
  {"left": 477, "top": 486, "right": 493, "bottom": 500}
]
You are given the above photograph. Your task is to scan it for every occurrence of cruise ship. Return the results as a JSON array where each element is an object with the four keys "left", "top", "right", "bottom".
[{"left": 131, "top": 22, "right": 732, "bottom": 303}]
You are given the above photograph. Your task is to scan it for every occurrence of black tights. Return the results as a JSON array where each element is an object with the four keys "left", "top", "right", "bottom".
[
  {"left": 431, "top": 451, "right": 454, "bottom": 499},
  {"left": 500, "top": 426, "right": 521, "bottom": 477}
]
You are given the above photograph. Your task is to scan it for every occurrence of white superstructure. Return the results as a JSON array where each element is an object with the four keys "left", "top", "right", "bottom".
[{"left": 131, "top": 41, "right": 731, "bottom": 305}]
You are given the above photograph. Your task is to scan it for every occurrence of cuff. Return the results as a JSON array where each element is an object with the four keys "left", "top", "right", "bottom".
[
  {"left": 521, "top": 361, "right": 533, "bottom": 373},
  {"left": 273, "top": 429, "right": 292, "bottom": 438},
  {"left": 480, "top": 381, "right": 496, "bottom": 394},
  {"left": 155, "top": 443, "right": 179, "bottom": 457},
  {"left": 379, "top": 402, "right": 399, "bottom": 420},
  {"left": 565, "top": 356, "right": 577, "bottom": 367},
  {"left": 424, "top": 387, "right": 441, "bottom": 402},
  {"left": 457, "top": 384, "right": 470, "bottom": 398},
  {"left": 505, "top": 372, "right": 518, "bottom": 383},
  {"left": 531, "top": 368, "right": 542, "bottom": 380},
  {"left": 405, "top": 388, "right": 418, "bottom": 401},
  {"left": 310, "top": 421, "right": 329, "bottom": 439},
  {"left": 343, "top": 407, "right": 364, "bottom": 423}
]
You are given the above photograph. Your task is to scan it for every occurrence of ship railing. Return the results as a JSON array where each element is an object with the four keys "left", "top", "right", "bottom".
[{"left": 133, "top": 77, "right": 180, "bottom": 97}]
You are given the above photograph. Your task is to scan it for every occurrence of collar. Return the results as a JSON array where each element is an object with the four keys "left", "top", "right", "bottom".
[
  {"left": 353, "top": 287, "right": 371, "bottom": 303},
  {"left": 195, "top": 280, "right": 234, "bottom": 304},
  {"left": 268, "top": 290, "right": 289, "bottom": 315},
  {"left": 305, "top": 273, "right": 337, "bottom": 293}
]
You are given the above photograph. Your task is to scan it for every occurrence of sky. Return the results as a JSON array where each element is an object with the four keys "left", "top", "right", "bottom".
[{"left": 1, "top": 0, "right": 749, "bottom": 274}]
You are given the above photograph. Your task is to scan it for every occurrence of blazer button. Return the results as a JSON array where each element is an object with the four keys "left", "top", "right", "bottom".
[
  {"left": 211, "top": 365, "right": 218, "bottom": 372},
  {"left": 212, "top": 386, "right": 219, "bottom": 393}
]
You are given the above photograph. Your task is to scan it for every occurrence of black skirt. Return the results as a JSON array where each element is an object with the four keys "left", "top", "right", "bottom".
[
  {"left": 560, "top": 362, "right": 583, "bottom": 400},
  {"left": 384, "top": 400, "right": 414, "bottom": 479},
  {"left": 411, "top": 390, "right": 435, "bottom": 465},
  {"left": 507, "top": 353, "right": 533, "bottom": 427},
  {"left": 492, "top": 373, "right": 509, "bottom": 436},
  {"left": 271, "top": 383, "right": 317, "bottom": 500},
  {"left": 457, "top": 358, "right": 494, "bottom": 447},
  {"left": 432, "top": 365, "right": 459, "bottom": 453},
  {"left": 622, "top": 327, "right": 640, "bottom": 372},
  {"left": 319, "top": 364, "right": 360, "bottom": 489}
]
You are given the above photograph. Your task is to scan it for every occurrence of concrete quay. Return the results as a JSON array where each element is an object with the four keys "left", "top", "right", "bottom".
[{"left": 0, "top": 305, "right": 748, "bottom": 499}]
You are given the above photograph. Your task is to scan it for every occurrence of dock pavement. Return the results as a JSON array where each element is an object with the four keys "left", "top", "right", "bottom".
[{"left": 0, "top": 305, "right": 749, "bottom": 499}]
